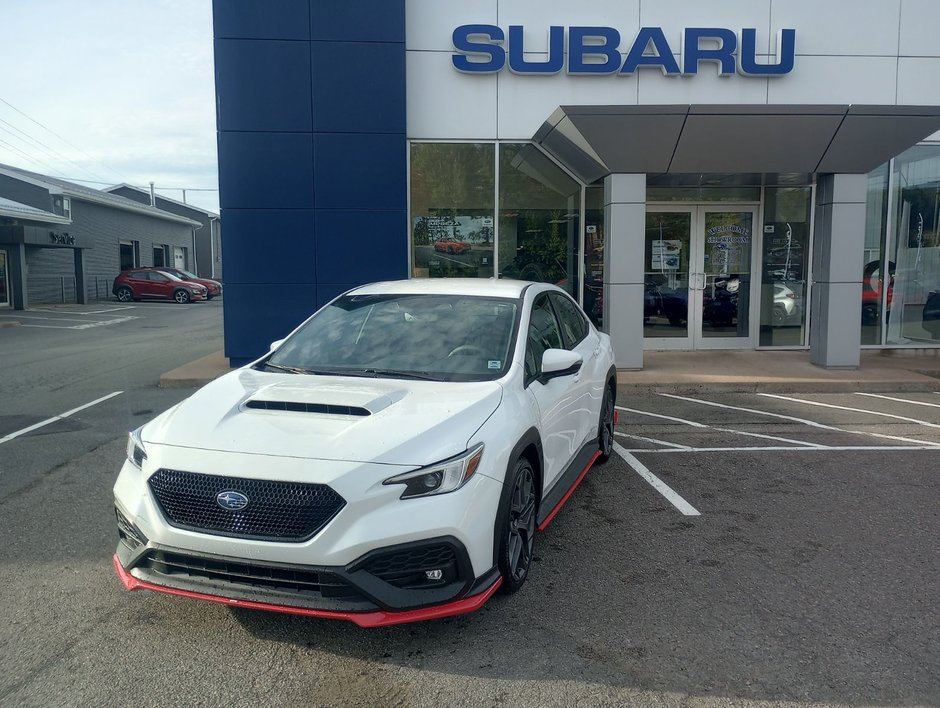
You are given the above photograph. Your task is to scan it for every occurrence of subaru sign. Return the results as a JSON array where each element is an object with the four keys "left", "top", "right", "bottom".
[{"left": 452, "top": 26, "right": 796, "bottom": 76}]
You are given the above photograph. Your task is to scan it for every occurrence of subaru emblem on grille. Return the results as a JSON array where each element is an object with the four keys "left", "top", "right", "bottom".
[{"left": 216, "top": 490, "right": 249, "bottom": 511}]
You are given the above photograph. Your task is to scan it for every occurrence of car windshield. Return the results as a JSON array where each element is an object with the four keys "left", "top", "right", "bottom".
[
  {"left": 175, "top": 269, "right": 198, "bottom": 279},
  {"left": 264, "top": 294, "right": 519, "bottom": 381}
]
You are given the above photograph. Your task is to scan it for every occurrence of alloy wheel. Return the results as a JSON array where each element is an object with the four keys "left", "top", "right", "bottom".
[{"left": 507, "top": 464, "right": 535, "bottom": 582}]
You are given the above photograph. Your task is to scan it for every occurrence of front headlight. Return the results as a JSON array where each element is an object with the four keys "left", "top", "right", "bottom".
[
  {"left": 383, "top": 444, "right": 484, "bottom": 500},
  {"left": 126, "top": 428, "right": 147, "bottom": 468}
]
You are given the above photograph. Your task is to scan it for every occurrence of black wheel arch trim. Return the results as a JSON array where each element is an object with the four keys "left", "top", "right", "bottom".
[{"left": 492, "top": 428, "right": 543, "bottom": 567}]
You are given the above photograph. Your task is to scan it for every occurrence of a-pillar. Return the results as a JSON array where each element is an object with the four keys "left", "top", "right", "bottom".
[
  {"left": 603, "top": 174, "right": 646, "bottom": 369},
  {"left": 810, "top": 173, "right": 866, "bottom": 368}
]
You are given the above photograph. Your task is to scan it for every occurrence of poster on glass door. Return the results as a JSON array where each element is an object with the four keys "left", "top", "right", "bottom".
[{"left": 651, "top": 239, "right": 682, "bottom": 270}]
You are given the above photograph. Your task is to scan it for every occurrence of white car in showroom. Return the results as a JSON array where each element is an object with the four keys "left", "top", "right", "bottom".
[{"left": 113, "top": 279, "right": 617, "bottom": 627}]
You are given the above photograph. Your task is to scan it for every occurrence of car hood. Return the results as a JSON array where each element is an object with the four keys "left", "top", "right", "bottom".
[{"left": 142, "top": 368, "right": 503, "bottom": 466}]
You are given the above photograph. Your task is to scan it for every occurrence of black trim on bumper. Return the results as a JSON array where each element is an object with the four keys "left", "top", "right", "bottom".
[{"left": 114, "top": 511, "right": 495, "bottom": 613}]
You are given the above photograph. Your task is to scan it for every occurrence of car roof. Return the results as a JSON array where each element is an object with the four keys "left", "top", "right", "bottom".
[{"left": 347, "top": 278, "right": 537, "bottom": 299}]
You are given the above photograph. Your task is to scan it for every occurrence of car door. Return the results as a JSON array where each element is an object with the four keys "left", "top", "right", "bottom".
[
  {"left": 548, "top": 291, "right": 602, "bottom": 449},
  {"left": 524, "top": 293, "right": 583, "bottom": 493},
  {"left": 126, "top": 271, "right": 152, "bottom": 298},
  {"left": 147, "top": 272, "right": 173, "bottom": 299}
]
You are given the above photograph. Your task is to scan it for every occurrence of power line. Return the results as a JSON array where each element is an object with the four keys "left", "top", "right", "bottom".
[
  {"left": 0, "top": 95, "right": 129, "bottom": 181},
  {"left": 64, "top": 177, "right": 219, "bottom": 192},
  {"left": 0, "top": 116, "right": 108, "bottom": 183},
  {"left": 0, "top": 136, "right": 73, "bottom": 179}
]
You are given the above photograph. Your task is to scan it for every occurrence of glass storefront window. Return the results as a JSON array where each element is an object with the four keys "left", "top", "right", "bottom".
[
  {"left": 862, "top": 163, "right": 890, "bottom": 344},
  {"left": 497, "top": 144, "right": 581, "bottom": 298},
  {"left": 410, "top": 143, "right": 495, "bottom": 278},
  {"left": 759, "top": 187, "right": 812, "bottom": 346},
  {"left": 885, "top": 145, "right": 940, "bottom": 344},
  {"left": 584, "top": 185, "right": 604, "bottom": 328}
]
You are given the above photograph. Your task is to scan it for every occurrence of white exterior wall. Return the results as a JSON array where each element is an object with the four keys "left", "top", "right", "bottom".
[{"left": 406, "top": 0, "right": 940, "bottom": 141}]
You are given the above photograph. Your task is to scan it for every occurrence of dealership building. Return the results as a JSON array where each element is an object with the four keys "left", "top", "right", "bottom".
[{"left": 213, "top": 0, "right": 940, "bottom": 368}]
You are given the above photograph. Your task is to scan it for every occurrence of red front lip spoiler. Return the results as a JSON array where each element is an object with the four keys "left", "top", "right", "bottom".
[{"left": 113, "top": 554, "right": 501, "bottom": 628}]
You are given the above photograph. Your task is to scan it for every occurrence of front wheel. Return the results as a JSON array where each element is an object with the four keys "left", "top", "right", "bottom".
[
  {"left": 496, "top": 458, "right": 536, "bottom": 594},
  {"left": 173, "top": 289, "right": 191, "bottom": 304},
  {"left": 598, "top": 383, "right": 615, "bottom": 463}
]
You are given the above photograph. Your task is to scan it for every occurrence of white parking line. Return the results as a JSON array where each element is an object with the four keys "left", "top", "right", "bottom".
[
  {"left": 613, "top": 442, "right": 701, "bottom": 515},
  {"left": 616, "top": 445, "right": 940, "bottom": 453},
  {"left": 658, "top": 393, "right": 940, "bottom": 447},
  {"left": 615, "top": 431, "right": 692, "bottom": 450},
  {"left": 758, "top": 393, "right": 940, "bottom": 429},
  {"left": 854, "top": 392, "right": 940, "bottom": 409},
  {"left": 618, "top": 404, "right": 825, "bottom": 448},
  {"left": 616, "top": 405, "right": 707, "bottom": 427},
  {"left": 28, "top": 306, "right": 135, "bottom": 315},
  {"left": 0, "top": 391, "right": 124, "bottom": 446}
]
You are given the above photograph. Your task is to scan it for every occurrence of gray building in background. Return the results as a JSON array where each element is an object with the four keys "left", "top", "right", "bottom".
[
  {"left": 0, "top": 164, "right": 200, "bottom": 309},
  {"left": 105, "top": 184, "right": 222, "bottom": 280}
]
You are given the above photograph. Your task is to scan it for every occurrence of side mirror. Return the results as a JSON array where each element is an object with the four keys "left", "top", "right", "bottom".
[
  {"left": 540, "top": 349, "right": 582, "bottom": 383},
  {"left": 269, "top": 338, "right": 286, "bottom": 351}
]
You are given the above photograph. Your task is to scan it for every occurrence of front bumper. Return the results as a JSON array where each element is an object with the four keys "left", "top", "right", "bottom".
[{"left": 113, "top": 521, "right": 502, "bottom": 626}]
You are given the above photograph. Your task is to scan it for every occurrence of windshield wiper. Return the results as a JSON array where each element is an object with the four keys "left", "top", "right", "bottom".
[
  {"left": 353, "top": 368, "right": 441, "bottom": 381},
  {"left": 262, "top": 362, "right": 331, "bottom": 375}
]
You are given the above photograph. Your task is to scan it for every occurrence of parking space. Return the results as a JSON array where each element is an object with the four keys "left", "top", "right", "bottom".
[{"left": 0, "top": 299, "right": 221, "bottom": 330}]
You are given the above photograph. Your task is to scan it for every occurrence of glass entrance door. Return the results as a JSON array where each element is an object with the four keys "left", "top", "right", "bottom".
[{"left": 645, "top": 206, "right": 758, "bottom": 349}]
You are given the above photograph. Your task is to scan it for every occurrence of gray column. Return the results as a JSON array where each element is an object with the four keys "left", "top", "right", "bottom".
[
  {"left": 810, "top": 174, "right": 866, "bottom": 368},
  {"left": 603, "top": 174, "right": 646, "bottom": 369},
  {"left": 74, "top": 248, "right": 87, "bottom": 305},
  {"left": 8, "top": 243, "right": 27, "bottom": 310}
]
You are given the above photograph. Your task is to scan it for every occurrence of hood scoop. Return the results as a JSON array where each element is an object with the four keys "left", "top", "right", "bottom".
[
  {"left": 240, "top": 380, "right": 411, "bottom": 418},
  {"left": 245, "top": 400, "right": 370, "bottom": 417}
]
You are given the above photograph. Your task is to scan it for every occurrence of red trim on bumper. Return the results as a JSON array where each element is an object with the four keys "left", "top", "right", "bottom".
[
  {"left": 112, "top": 554, "right": 501, "bottom": 628},
  {"left": 536, "top": 450, "right": 601, "bottom": 532}
]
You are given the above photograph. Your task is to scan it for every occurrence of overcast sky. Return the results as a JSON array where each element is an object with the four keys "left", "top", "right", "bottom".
[{"left": 0, "top": 0, "right": 219, "bottom": 213}]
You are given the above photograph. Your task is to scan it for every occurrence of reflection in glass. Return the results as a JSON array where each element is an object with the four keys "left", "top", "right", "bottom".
[
  {"left": 760, "top": 187, "right": 812, "bottom": 346},
  {"left": 860, "top": 163, "right": 890, "bottom": 345},
  {"left": 644, "top": 212, "right": 691, "bottom": 339},
  {"left": 887, "top": 146, "right": 940, "bottom": 344},
  {"left": 498, "top": 144, "right": 581, "bottom": 297},
  {"left": 701, "top": 211, "right": 753, "bottom": 339},
  {"left": 584, "top": 186, "right": 604, "bottom": 329},
  {"left": 410, "top": 143, "right": 495, "bottom": 279}
]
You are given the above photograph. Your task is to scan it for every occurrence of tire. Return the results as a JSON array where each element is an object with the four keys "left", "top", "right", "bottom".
[
  {"left": 116, "top": 286, "right": 133, "bottom": 303},
  {"left": 205, "top": 293, "right": 214, "bottom": 301},
  {"left": 597, "top": 382, "right": 615, "bottom": 463},
  {"left": 496, "top": 457, "right": 537, "bottom": 594},
  {"left": 862, "top": 303, "right": 878, "bottom": 326},
  {"left": 772, "top": 304, "right": 788, "bottom": 326},
  {"left": 173, "top": 289, "right": 191, "bottom": 304}
]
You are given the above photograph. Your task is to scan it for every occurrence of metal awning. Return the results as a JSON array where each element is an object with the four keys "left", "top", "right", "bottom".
[{"left": 534, "top": 105, "right": 940, "bottom": 183}]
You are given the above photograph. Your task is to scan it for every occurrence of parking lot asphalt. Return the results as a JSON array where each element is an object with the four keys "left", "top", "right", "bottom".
[{"left": 1, "top": 339, "right": 938, "bottom": 708}]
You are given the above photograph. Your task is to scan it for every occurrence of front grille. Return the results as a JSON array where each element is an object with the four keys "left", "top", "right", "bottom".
[
  {"left": 148, "top": 469, "right": 346, "bottom": 542},
  {"left": 139, "top": 550, "right": 362, "bottom": 600},
  {"left": 361, "top": 543, "right": 458, "bottom": 589}
]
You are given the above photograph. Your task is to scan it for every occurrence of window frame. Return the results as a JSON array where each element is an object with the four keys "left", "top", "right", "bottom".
[
  {"left": 524, "top": 292, "right": 566, "bottom": 387},
  {"left": 548, "top": 291, "right": 589, "bottom": 349}
]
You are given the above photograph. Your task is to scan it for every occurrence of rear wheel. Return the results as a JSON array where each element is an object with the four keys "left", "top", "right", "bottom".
[
  {"left": 116, "top": 286, "right": 133, "bottom": 303},
  {"left": 497, "top": 457, "right": 536, "bottom": 593},
  {"left": 173, "top": 289, "right": 191, "bottom": 304},
  {"left": 598, "top": 383, "right": 615, "bottom": 463}
]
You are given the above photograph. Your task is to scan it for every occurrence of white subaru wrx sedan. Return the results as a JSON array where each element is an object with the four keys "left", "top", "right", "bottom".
[{"left": 113, "top": 279, "right": 617, "bottom": 627}]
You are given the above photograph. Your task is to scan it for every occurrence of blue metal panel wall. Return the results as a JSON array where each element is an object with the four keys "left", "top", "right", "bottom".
[{"left": 213, "top": 0, "right": 407, "bottom": 365}]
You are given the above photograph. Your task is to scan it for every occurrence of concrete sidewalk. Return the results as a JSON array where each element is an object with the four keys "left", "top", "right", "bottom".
[{"left": 160, "top": 349, "right": 940, "bottom": 393}]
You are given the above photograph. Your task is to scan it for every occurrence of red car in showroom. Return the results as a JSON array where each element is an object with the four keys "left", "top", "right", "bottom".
[
  {"left": 112, "top": 269, "right": 208, "bottom": 304},
  {"left": 434, "top": 238, "right": 472, "bottom": 255}
]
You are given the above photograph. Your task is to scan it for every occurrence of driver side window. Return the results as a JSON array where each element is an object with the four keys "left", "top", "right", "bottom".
[{"left": 525, "top": 295, "right": 563, "bottom": 382}]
